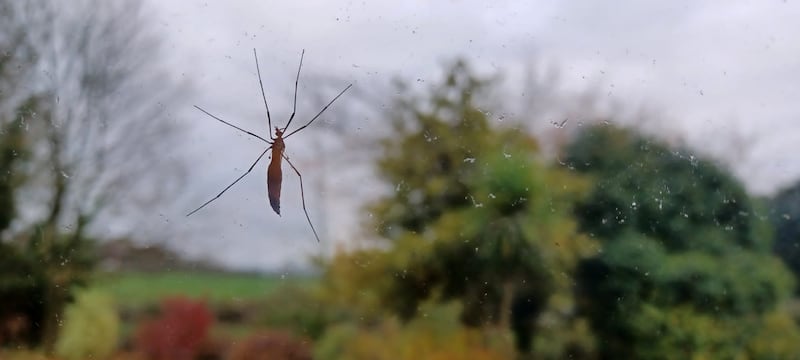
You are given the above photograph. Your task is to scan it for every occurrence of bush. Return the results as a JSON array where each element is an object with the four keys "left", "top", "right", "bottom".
[
  {"left": 134, "top": 296, "right": 213, "bottom": 360},
  {"left": 746, "top": 310, "right": 800, "bottom": 359},
  {"left": 314, "top": 302, "right": 515, "bottom": 360},
  {"left": 227, "top": 331, "right": 312, "bottom": 360},
  {"left": 0, "top": 241, "right": 45, "bottom": 347},
  {"left": 259, "top": 285, "right": 346, "bottom": 340},
  {"left": 54, "top": 288, "right": 119, "bottom": 360},
  {"left": 0, "top": 349, "right": 53, "bottom": 360}
]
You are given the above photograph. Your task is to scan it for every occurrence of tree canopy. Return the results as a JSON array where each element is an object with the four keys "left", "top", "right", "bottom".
[
  {"left": 323, "top": 60, "right": 596, "bottom": 355},
  {"left": 566, "top": 124, "right": 797, "bottom": 358}
]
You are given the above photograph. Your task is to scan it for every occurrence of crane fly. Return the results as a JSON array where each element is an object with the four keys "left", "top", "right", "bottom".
[{"left": 187, "top": 48, "right": 352, "bottom": 243}]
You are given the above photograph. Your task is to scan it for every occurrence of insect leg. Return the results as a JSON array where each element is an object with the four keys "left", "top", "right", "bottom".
[
  {"left": 253, "top": 49, "right": 274, "bottom": 139},
  {"left": 282, "top": 154, "right": 320, "bottom": 242},
  {"left": 282, "top": 49, "right": 305, "bottom": 133},
  {"left": 194, "top": 105, "right": 270, "bottom": 143},
  {"left": 284, "top": 83, "right": 353, "bottom": 139},
  {"left": 186, "top": 146, "right": 272, "bottom": 216}
]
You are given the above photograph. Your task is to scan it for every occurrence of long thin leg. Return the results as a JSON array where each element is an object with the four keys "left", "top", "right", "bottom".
[
  {"left": 194, "top": 105, "right": 270, "bottom": 144},
  {"left": 282, "top": 49, "right": 305, "bottom": 134},
  {"left": 284, "top": 84, "right": 353, "bottom": 139},
  {"left": 253, "top": 48, "right": 273, "bottom": 139},
  {"left": 283, "top": 154, "right": 320, "bottom": 242},
  {"left": 186, "top": 146, "right": 272, "bottom": 216}
]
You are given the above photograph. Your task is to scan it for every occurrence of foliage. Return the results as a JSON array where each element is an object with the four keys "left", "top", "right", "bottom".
[
  {"left": 0, "top": 242, "right": 44, "bottom": 346},
  {"left": 327, "top": 59, "right": 598, "bottom": 355},
  {"left": 531, "top": 316, "right": 596, "bottom": 360},
  {"left": 258, "top": 285, "right": 339, "bottom": 340},
  {"left": 0, "top": 100, "right": 41, "bottom": 348},
  {"left": 54, "top": 289, "right": 119, "bottom": 360},
  {"left": 746, "top": 309, "right": 800, "bottom": 359},
  {"left": 0, "top": 350, "right": 53, "bottom": 360},
  {"left": 771, "top": 181, "right": 800, "bottom": 291},
  {"left": 134, "top": 297, "right": 214, "bottom": 360},
  {"left": 227, "top": 331, "right": 312, "bottom": 360},
  {"left": 566, "top": 124, "right": 799, "bottom": 358},
  {"left": 316, "top": 248, "right": 394, "bottom": 323},
  {"left": 0, "top": 99, "right": 32, "bottom": 233},
  {"left": 0, "top": 225, "right": 96, "bottom": 349},
  {"left": 566, "top": 125, "right": 768, "bottom": 252},
  {"left": 25, "top": 224, "right": 98, "bottom": 349},
  {"left": 313, "top": 302, "right": 515, "bottom": 360},
  {"left": 0, "top": 0, "right": 184, "bottom": 349}
]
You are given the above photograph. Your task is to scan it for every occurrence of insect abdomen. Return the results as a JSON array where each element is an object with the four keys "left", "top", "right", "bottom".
[{"left": 267, "top": 150, "right": 283, "bottom": 215}]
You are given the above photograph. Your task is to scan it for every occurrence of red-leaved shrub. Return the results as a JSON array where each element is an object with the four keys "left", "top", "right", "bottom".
[{"left": 134, "top": 297, "right": 214, "bottom": 360}]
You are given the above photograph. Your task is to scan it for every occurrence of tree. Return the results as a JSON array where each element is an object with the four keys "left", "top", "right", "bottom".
[
  {"left": 567, "top": 125, "right": 768, "bottom": 252},
  {"left": 566, "top": 124, "right": 798, "bottom": 358},
  {"left": 0, "top": 100, "right": 32, "bottom": 233},
  {"left": 771, "top": 181, "right": 800, "bottom": 289},
  {"left": 0, "top": 0, "right": 186, "bottom": 349},
  {"left": 0, "top": 100, "right": 45, "bottom": 348},
  {"left": 323, "top": 60, "right": 596, "bottom": 355},
  {"left": 25, "top": 0, "right": 186, "bottom": 235}
]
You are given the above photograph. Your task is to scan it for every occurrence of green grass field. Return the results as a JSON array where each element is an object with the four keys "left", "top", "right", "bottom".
[
  {"left": 94, "top": 271, "right": 317, "bottom": 308},
  {"left": 92, "top": 271, "right": 320, "bottom": 342}
]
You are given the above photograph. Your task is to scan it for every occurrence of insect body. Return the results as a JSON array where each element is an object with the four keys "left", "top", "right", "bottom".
[
  {"left": 267, "top": 127, "right": 285, "bottom": 214},
  {"left": 187, "top": 49, "right": 352, "bottom": 243}
]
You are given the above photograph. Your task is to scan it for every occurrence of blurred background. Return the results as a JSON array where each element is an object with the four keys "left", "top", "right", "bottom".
[{"left": 2, "top": 0, "right": 800, "bottom": 359}]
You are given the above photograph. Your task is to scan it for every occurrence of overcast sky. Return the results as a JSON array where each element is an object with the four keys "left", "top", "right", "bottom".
[{"left": 143, "top": 0, "right": 800, "bottom": 271}]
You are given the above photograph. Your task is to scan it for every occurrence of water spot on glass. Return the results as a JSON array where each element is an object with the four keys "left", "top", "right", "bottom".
[
  {"left": 550, "top": 118, "right": 568, "bottom": 128},
  {"left": 468, "top": 195, "right": 483, "bottom": 208}
]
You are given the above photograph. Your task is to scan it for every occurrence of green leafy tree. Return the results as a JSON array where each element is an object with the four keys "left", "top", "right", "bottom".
[
  {"left": 331, "top": 60, "right": 597, "bottom": 355},
  {"left": 771, "top": 182, "right": 800, "bottom": 289},
  {"left": 567, "top": 125, "right": 767, "bottom": 252},
  {"left": 567, "top": 124, "right": 798, "bottom": 358}
]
